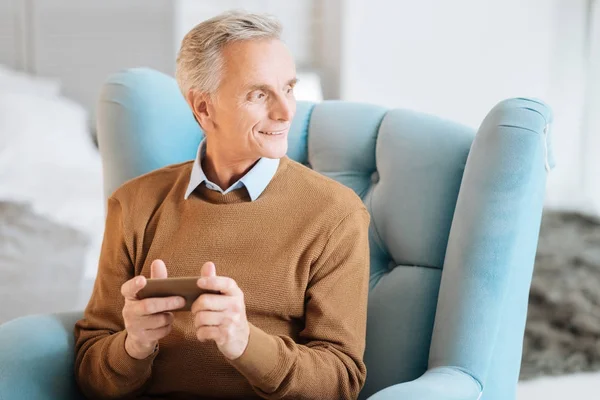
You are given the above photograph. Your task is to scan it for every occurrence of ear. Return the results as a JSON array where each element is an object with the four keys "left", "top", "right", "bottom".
[{"left": 186, "top": 89, "right": 214, "bottom": 131}]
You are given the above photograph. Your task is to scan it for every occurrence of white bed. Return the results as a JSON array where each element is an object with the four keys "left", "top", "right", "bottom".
[{"left": 0, "top": 65, "right": 105, "bottom": 285}]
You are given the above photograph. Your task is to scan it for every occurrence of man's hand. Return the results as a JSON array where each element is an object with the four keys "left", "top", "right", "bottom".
[
  {"left": 192, "top": 262, "right": 250, "bottom": 360},
  {"left": 121, "top": 259, "right": 185, "bottom": 360}
]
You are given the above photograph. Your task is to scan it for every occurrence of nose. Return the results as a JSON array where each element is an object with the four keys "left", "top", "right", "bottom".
[{"left": 269, "top": 95, "right": 294, "bottom": 122}]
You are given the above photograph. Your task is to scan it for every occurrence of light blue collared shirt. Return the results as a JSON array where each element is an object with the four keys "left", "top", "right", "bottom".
[{"left": 184, "top": 139, "right": 280, "bottom": 201}]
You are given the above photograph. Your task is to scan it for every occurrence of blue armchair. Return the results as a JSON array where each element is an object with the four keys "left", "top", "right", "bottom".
[{"left": 0, "top": 68, "right": 553, "bottom": 400}]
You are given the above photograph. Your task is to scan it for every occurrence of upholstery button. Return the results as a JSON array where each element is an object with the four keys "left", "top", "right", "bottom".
[{"left": 371, "top": 171, "right": 380, "bottom": 184}]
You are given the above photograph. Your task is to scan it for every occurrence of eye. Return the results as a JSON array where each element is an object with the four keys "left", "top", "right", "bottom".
[
  {"left": 286, "top": 85, "right": 294, "bottom": 95},
  {"left": 249, "top": 91, "right": 266, "bottom": 102}
]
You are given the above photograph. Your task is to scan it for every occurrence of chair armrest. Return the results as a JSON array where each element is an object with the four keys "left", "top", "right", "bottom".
[
  {"left": 0, "top": 312, "right": 84, "bottom": 400},
  {"left": 367, "top": 367, "right": 481, "bottom": 400},
  {"left": 427, "top": 98, "right": 553, "bottom": 394}
]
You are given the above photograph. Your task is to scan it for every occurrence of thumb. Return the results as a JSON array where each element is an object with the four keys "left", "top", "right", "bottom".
[
  {"left": 150, "top": 259, "right": 168, "bottom": 279},
  {"left": 200, "top": 262, "right": 216, "bottom": 278}
]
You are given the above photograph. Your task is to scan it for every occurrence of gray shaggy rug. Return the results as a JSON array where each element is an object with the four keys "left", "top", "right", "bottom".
[{"left": 520, "top": 211, "right": 600, "bottom": 380}]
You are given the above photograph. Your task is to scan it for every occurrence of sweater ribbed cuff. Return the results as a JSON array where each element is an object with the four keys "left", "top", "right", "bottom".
[
  {"left": 228, "top": 323, "right": 285, "bottom": 392},
  {"left": 105, "top": 330, "right": 158, "bottom": 379}
]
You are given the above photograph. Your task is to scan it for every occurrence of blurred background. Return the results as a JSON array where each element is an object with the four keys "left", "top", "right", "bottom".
[{"left": 0, "top": 0, "right": 598, "bottom": 397}]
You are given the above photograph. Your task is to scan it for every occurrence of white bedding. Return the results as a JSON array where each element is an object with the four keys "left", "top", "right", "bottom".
[{"left": 0, "top": 65, "right": 104, "bottom": 280}]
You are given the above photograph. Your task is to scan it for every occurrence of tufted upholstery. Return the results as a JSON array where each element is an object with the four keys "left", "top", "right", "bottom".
[{"left": 0, "top": 68, "right": 553, "bottom": 400}]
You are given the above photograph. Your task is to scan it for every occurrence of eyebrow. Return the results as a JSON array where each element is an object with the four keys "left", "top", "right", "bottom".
[{"left": 246, "top": 78, "right": 298, "bottom": 92}]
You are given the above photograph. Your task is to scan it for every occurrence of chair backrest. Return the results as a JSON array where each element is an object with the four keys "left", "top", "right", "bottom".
[{"left": 97, "top": 68, "right": 552, "bottom": 400}]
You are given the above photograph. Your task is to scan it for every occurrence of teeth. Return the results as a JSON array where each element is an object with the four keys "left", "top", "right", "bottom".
[{"left": 261, "top": 131, "right": 283, "bottom": 135}]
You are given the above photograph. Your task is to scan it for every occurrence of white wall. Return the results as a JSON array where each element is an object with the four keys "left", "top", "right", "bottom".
[
  {"left": 2, "top": 0, "right": 595, "bottom": 215},
  {"left": 174, "top": 0, "right": 318, "bottom": 68},
  {"left": 31, "top": 0, "right": 176, "bottom": 119},
  {"left": 0, "top": 0, "right": 25, "bottom": 70},
  {"left": 1, "top": 0, "right": 319, "bottom": 117},
  {"left": 544, "top": 0, "right": 588, "bottom": 213},
  {"left": 340, "top": 0, "right": 555, "bottom": 125},
  {"left": 337, "top": 0, "right": 593, "bottom": 214},
  {"left": 581, "top": 0, "right": 600, "bottom": 217},
  {"left": 315, "top": 0, "right": 343, "bottom": 99}
]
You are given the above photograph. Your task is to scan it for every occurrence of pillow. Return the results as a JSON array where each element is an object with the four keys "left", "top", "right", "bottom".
[
  {"left": 0, "top": 91, "right": 96, "bottom": 165},
  {"left": 0, "top": 89, "right": 104, "bottom": 281},
  {"left": 0, "top": 65, "right": 61, "bottom": 97}
]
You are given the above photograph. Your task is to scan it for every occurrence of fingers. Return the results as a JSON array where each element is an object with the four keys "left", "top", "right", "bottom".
[
  {"left": 133, "top": 296, "right": 186, "bottom": 316},
  {"left": 125, "top": 311, "right": 174, "bottom": 331},
  {"left": 122, "top": 259, "right": 167, "bottom": 300},
  {"left": 193, "top": 310, "right": 228, "bottom": 328},
  {"left": 197, "top": 276, "right": 242, "bottom": 297},
  {"left": 191, "top": 294, "right": 235, "bottom": 313},
  {"left": 143, "top": 324, "right": 174, "bottom": 342},
  {"left": 196, "top": 326, "right": 225, "bottom": 345},
  {"left": 200, "top": 262, "right": 216, "bottom": 278},
  {"left": 121, "top": 276, "right": 147, "bottom": 300},
  {"left": 122, "top": 259, "right": 168, "bottom": 300},
  {"left": 140, "top": 312, "right": 175, "bottom": 330},
  {"left": 123, "top": 309, "right": 176, "bottom": 341},
  {"left": 151, "top": 259, "right": 168, "bottom": 279}
]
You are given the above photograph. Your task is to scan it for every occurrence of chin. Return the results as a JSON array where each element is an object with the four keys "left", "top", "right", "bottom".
[
  {"left": 261, "top": 143, "right": 288, "bottom": 159},
  {"left": 256, "top": 132, "right": 288, "bottom": 159}
]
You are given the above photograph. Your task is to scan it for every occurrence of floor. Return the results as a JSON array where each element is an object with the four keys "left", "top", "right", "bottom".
[{"left": 517, "top": 371, "right": 600, "bottom": 398}]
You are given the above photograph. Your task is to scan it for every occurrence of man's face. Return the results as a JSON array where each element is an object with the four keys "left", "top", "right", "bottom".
[{"left": 196, "top": 39, "right": 297, "bottom": 161}]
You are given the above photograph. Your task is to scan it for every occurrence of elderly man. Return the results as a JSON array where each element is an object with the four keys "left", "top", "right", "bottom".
[{"left": 75, "top": 10, "right": 370, "bottom": 400}]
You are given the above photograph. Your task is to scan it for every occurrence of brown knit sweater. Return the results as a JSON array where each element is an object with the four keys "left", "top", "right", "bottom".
[{"left": 74, "top": 156, "right": 370, "bottom": 400}]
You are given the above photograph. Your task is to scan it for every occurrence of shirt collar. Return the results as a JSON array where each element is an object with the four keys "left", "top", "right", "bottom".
[{"left": 184, "top": 139, "right": 279, "bottom": 201}]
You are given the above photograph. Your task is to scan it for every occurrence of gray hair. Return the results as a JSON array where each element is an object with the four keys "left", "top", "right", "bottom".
[{"left": 176, "top": 10, "right": 282, "bottom": 96}]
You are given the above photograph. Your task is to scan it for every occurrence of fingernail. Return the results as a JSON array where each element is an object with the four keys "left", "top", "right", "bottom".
[{"left": 136, "top": 277, "right": 143, "bottom": 286}]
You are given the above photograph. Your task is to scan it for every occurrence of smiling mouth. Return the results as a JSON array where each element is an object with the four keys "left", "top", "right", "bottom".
[{"left": 258, "top": 130, "right": 287, "bottom": 136}]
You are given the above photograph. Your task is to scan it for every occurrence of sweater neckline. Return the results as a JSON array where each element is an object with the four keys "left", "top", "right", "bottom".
[{"left": 187, "top": 156, "right": 290, "bottom": 204}]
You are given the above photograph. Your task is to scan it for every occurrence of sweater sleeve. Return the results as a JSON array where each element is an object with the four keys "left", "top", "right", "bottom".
[
  {"left": 74, "top": 196, "right": 157, "bottom": 399},
  {"left": 228, "top": 207, "right": 371, "bottom": 399}
]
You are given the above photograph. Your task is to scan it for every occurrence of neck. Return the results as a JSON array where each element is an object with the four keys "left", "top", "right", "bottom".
[{"left": 203, "top": 140, "right": 259, "bottom": 189}]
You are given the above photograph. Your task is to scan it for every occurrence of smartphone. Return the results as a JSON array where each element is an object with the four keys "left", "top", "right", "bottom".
[{"left": 137, "top": 277, "right": 220, "bottom": 311}]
